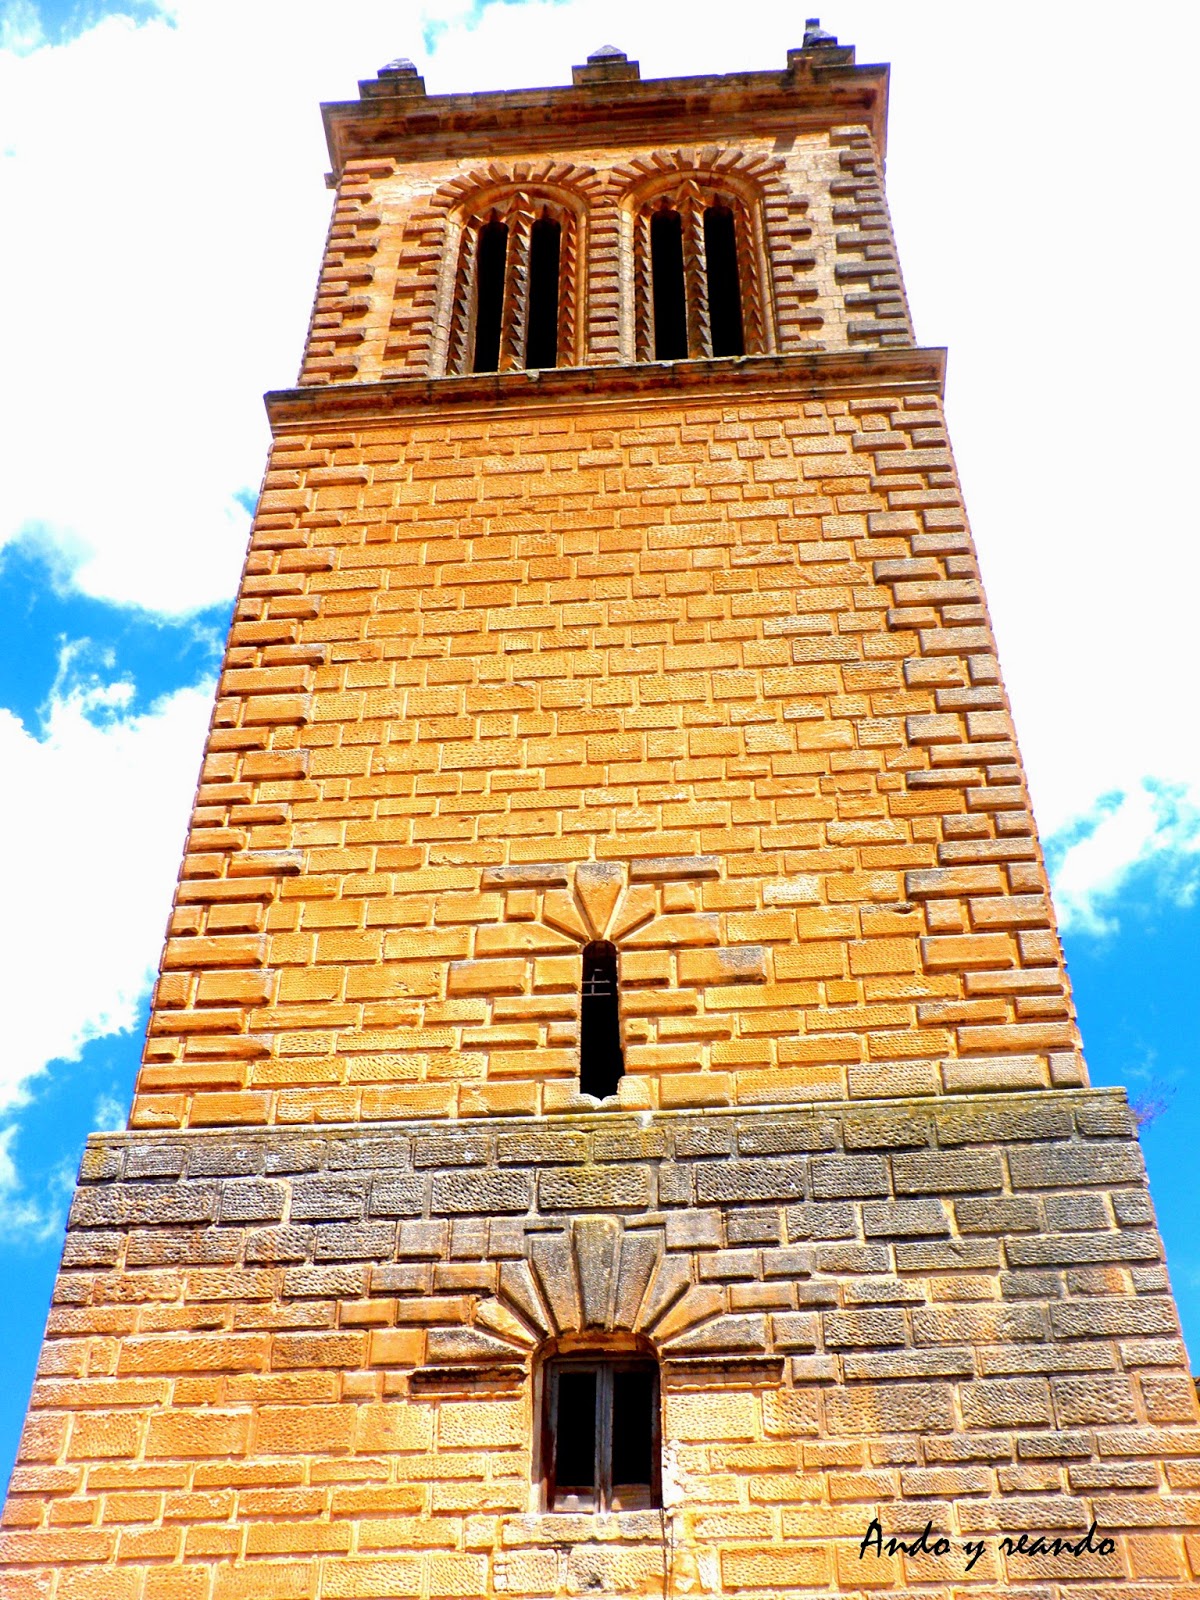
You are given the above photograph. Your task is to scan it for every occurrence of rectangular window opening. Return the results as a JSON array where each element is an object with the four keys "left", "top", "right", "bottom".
[
  {"left": 472, "top": 217, "right": 508, "bottom": 373},
  {"left": 545, "top": 1359, "right": 658, "bottom": 1513},
  {"left": 704, "top": 203, "right": 745, "bottom": 358},
  {"left": 525, "top": 215, "right": 561, "bottom": 370},
  {"left": 551, "top": 1366, "right": 598, "bottom": 1508},
  {"left": 650, "top": 208, "right": 688, "bottom": 361},
  {"left": 610, "top": 1368, "right": 655, "bottom": 1506}
]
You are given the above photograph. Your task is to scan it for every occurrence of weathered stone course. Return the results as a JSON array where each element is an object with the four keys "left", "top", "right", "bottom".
[{"left": 22, "top": 1085, "right": 1191, "bottom": 1534}]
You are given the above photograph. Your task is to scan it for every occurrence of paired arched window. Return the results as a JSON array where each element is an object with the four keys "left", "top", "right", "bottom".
[
  {"left": 446, "top": 193, "right": 580, "bottom": 375},
  {"left": 635, "top": 180, "right": 767, "bottom": 363},
  {"left": 440, "top": 171, "right": 769, "bottom": 374}
]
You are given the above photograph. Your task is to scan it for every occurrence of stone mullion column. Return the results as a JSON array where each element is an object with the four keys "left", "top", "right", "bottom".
[
  {"left": 632, "top": 208, "right": 654, "bottom": 363},
  {"left": 679, "top": 182, "right": 711, "bottom": 360},
  {"left": 498, "top": 198, "right": 533, "bottom": 372},
  {"left": 583, "top": 195, "right": 621, "bottom": 365},
  {"left": 444, "top": 221, "right": 479, "bottom": 376},
  {"left": 556, "top": 207, "right": 578, "bottom": 368},
  {"left": 734, "top": 196, "right": 768, "bottom": 355}
]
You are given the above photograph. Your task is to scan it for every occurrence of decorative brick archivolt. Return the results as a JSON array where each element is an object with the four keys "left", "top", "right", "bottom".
[
  {"left": 614, "top": 148, "right": 792, "bottom": 361},
  {"left": 430, "top": 163, "right": 605, "bottom": 374},
  {"left": 431, "top": 161, "right": 609, "bottom": 215}
]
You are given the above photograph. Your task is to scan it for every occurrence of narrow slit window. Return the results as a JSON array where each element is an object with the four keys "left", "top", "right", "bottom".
[
  {"left": 472, "top": 216, "right": 508, "bottom": 373},
  {"left": 544, "top": 1358, "right": 659, "bottom": 1512},
  {"left": 580, "top": 940, "right": 624, "bottom": 1099},
  {"left": 650, "top": 207, "right": 688, "bottom": 360},
  {"left": 704, "top": 202, "right": 745, "bottom": 358},
  {"left": 525, "top": 214, "right": 561, "bottom": 369}
]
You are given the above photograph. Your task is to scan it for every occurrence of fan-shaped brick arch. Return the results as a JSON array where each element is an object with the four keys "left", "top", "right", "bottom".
[
  {"left": 430, "top": 159, "right": 610, "bottom": 214},
  {"left": 491, "top": 1217, "right": 723, "bottom": 1350},
  {"left": 431, "top": 161, "right": 620, "bottom": 370},
  {"left": 614, "top": 146, "right": 819, "bottom": 359},
  {"left": 444, "top": 859, "right": 771, "bottom": 1105}
]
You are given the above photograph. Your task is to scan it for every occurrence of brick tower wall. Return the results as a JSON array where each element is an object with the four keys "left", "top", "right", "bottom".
[
  {"left": 5, "top": 46, "right": 1200, "bottom": 1600},
  {"left": 126, "top": 95, "right": 1080, "bottom": 1133},
  {"left": 136, "top": 374, "right": 1083, "bottom": 1132}
]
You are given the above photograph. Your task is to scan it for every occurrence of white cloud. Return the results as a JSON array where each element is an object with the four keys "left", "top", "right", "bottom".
[
  {"left": 1, "top": 10, "right": 303, "bottom": 612},
  {"left": 1049, "top": 782, "right": 1200, "bottom": 934},
  {"left": 0, "top": 654, "right": 214, "bottom": 1112},
  {"left": 91, "top": 1090, "right": 129, "bottom": 1132},
  {"left": 0, "top": 1, "right": 42, "bottom": 54},
  {"left": 0, "top": 0, "right": 590, "bottom": 615},
  {"left": 0, "top": 1125, "right": 76, "bottom": 1244}
]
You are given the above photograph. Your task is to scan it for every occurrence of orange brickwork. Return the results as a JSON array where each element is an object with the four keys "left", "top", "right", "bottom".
[
  {"left": 137, "top": 372, "right": 1082, "bottom": 1133},
  {"left": 5, "top": 31, "right": 1200, "bottom": 1600}
]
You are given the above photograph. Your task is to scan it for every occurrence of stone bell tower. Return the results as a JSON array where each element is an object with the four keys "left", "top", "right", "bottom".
[{"left": 6, "top": 25, "right": 1200, "bottom": 1600}]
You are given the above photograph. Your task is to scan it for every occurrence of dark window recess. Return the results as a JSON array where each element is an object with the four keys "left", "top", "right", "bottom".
[
  {"left": 704, "top": 203, "right": 745, "bottom": 358},
  {"left": 553, "top": 1368, "right": 597, "bottom": 1495},
  {"left": 472, "top": 217, "right": 508, "bottom": 373},
  {"left": 580, "top": 940, "right": 624, "bottom": 1099},
  {"left": 544, "top": 1358, "right": 659, "bottom": 1512},
  {"left": 650, "top": 207, "right": 688, "bottom": 360},
  {"left": 611, "top": 1367, "right": 655, "bottom": 1489},
  {"left": 525, "top": 215, "right": 561, "bottom": 369}
]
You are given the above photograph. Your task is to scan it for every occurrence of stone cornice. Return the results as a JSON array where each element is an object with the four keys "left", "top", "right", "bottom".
[
  {"left": 265, "top": 347, "right": 946, "bottom": 434},
  {"left": 321, "top": 60, "right": 890, "bottom": 180},
  {"left": 90, "top": 1086, "right": 1122, "bottom": 1150}
]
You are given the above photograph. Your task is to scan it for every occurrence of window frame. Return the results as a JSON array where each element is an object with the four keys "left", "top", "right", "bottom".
[
  {"left": 630, "top": 176, "right": 769, "bottom": 364},
  {"left": 541, "top": 1353, "right": 662, "bottom": 1513},
  {"left": 443, "top": 189, "right": 584, "bottom": 376}
]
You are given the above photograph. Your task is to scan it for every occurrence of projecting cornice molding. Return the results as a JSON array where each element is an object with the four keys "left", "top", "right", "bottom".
[
  {"left": 265, "top": 347, "right": 946, "bottom": 433},
  {"left": 321, "top": 60, "right": 890, "bottom": 180}
]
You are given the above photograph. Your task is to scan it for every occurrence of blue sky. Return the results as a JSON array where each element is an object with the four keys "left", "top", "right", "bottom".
[
  {"left": 0, "top": 540, "right": 230, "bottom": 1486},
  {"left": 7, "top": 0, "right": 156, "bottom": 38},
  {"left": 1, "top": 0, "right": 1198, "bottom": 1494}
]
